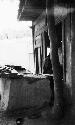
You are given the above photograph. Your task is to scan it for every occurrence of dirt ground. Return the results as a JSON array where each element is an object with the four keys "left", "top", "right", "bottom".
[{"left": 0, "top": 106, "right": 58, "bottom": 125}]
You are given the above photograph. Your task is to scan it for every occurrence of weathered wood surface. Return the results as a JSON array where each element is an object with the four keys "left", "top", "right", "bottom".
[{"left": 0, "top": 74, "right": 52, "bottom": 118}]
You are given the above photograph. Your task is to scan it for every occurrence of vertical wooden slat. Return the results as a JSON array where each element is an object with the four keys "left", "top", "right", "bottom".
[
  {"left": 38, "top": 47, "right": 41, "bottom": 74},
  {"left": 62, "top": 21, "right": 66, "bottom": 82}
]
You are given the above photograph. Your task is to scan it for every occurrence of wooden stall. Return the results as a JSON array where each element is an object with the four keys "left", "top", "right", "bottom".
[{"left": 9, "top": 0, "right": 75, "bottom": 124}]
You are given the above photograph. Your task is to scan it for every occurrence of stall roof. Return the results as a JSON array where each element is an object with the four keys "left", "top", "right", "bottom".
[
  {"left": 18, "top": 0, "right": 75, "bottom": 21},
  {"left": 18, "top": 0, "right": 46, "bottom": 21}
]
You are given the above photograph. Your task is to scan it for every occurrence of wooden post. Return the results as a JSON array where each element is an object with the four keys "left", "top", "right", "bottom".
[{"left": 46, "top": 0, "right": 64, "bottom": 118}]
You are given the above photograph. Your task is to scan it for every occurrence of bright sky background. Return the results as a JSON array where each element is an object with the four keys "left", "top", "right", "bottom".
[{"left": 0, "top": 0, "right": 34, "bottom": 72}]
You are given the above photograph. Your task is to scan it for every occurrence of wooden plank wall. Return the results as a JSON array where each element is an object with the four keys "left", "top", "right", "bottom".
[{"left": 32, "top": 11, "right": 47, "bottom": 74}]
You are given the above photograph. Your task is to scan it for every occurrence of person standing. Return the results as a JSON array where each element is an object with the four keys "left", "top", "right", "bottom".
[{"left": 43, "top": 53, "right": 53, "bottom": 74}]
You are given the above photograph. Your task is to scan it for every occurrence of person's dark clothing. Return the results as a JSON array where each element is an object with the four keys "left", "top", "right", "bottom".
[{"left": 43, "top": 55, "right": 53, "bottom": 74}]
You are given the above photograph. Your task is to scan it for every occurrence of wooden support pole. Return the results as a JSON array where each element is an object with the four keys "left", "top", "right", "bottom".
[{"left": 46, "top": 0, "right": 64, "bottom": 119}]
